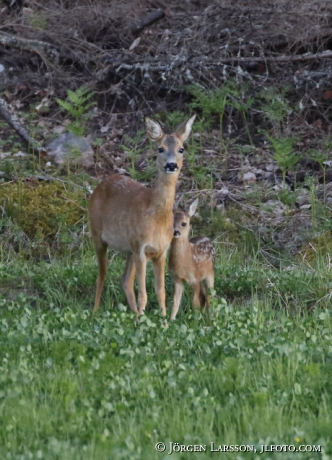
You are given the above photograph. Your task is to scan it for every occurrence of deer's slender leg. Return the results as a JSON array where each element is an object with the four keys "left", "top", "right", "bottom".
[
  {"left": 93, "top": 242, "right": 108, "bottom": 312},
  {"left": 134, "top": 252, "right": 148, "bottom": 316},
  {"left": 152, "top": 253, "right": 167, "bottom": 317},
  {"left": 206, "top": 273, "right": 214, "bottom": 290},
  {"left": 199, "top": 282, "right": 208, "bottom": 308},
  {"left": 192, "top": 282, "right": 201, "bottom": 311},
  {"left": 205, "top": 272, "right": 215, "bottom": 309},
  {"left": 170, "top": 278, "right": 184, "bottom": 320},
  {"left": 122, "top": 254, "right": 138, "bottom": 314}
]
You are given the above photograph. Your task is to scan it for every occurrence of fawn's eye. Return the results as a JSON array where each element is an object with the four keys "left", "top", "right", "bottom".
[
  {"left": 181, "top": 222, "right": 187, "bottom": 227},
  {"left": 158, "top": 147, "right": 164, "bottom": 153},
  {"left": 178, "top": 148, "right": 184, "bottom": 154}
]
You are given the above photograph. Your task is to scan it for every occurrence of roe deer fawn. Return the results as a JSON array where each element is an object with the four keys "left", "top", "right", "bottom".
[
  {"left": 89, "top": 114, "right": 196, "bottom": 316},
  {"left": 169, "top": 199, "right": 215, "bottom": 320}
]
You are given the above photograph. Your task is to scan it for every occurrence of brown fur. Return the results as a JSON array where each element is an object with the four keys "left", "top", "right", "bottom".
[
  {"left": 89, "top": 114, "right": 196, "bottom": 316},
  {"left": 169, "top": 203, "right": 215, "bottom": 320}
]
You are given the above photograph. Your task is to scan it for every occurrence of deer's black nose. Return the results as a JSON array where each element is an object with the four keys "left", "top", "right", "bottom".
[
  {"left": 174, "top": 230, "right": 180, "bottom": 237},
  {"left": 165, "top": 162, "right": 178, "bottom": 173}
]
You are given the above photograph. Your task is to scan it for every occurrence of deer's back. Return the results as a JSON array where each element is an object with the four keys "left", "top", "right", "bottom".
[
  {"left": 190, "top": 236, "right": 215, "bottom": 262},
  {"left": 190, "top": 236, "right": 215, "bottom": 280}
]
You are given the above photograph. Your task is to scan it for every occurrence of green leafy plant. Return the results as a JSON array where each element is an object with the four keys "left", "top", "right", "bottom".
[
  {"left": 265, "top": 133, "right": 299, "bottom": 184},
  {"left": 305, "top": 175, "right": 321, "bottom": 232},
  {"left": 187, "top": 81, "right": 256, "bottom": 174},
  {"left": 307, "top": 141, "right": 332, "bottom": 205},
  {"left": 277, "top": 188, "right": 299, "bottom": 207},
  {"left": 188, "top": 81, "right": 254, "bottom": 135},
  {"left": 56, "top": 87, "right": 95, "bottom": 136},
  {"left": 188, "top": 84, "right": 229, "bottom": 131},
  {"left": 258, "top": 87, "right": 292, "bottom": 133},
  {"left": 225, "top": 84, "right": 255, "bottom": 144},
  {"left": 121, "top": 130, "right": 155, "bottom": 181}
]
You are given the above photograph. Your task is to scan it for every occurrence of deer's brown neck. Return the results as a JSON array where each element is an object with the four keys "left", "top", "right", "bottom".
[
  {"left": 170, "top": 237, "right": 192, "bottom": 258},
  {"left": 169, "top": 237, "right": 193, "bottom": 277},
  {"left": 152, "top": 172, "right": 178, "bottom": 213}
]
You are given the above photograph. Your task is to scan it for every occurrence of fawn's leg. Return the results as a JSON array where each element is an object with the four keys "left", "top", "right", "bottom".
[
  {"left": 199, "top": 282, "right": 208, "bottom": 308},
  {"left": 170, "top": 279, "right": 184, "bottom": 320},
  {"left": 152, "top": 253, "right": 167, "bottom": 317},
  {"left": 205, "top": 272, "right": 215, "bottom": 309},
  {"left": 93, "top": 242, "right": 108, "bottom": 312},
  {"left": 206, "top": 272, "right": 214, "bottom": 290},
  {"left": 192, "top": 282, "right": 201, "bottom": 311},
  {"left": 122, "top": 254, "right": 138, "bottom": 314},
  {"left": 133, "top": 252, "right": 148, "bottom": 316},
  {"left": 206, "top": 272, "right": 214, "bottom": 297}
]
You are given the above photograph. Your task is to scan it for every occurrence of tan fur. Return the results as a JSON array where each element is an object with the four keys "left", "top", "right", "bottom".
[
  {"left": 89, "top": 114, "right": 196, "bottom": 316},
  {"left": 169, "top": 202, "right": 215, "bottom": 320}
]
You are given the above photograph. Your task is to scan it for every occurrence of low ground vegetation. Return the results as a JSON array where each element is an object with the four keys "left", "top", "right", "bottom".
[
  {"left": 1, "top": 257, "right": 332, "bottom": 458},
  {"left": 1, "top": 172, "right": 332, "bottom": 458}
]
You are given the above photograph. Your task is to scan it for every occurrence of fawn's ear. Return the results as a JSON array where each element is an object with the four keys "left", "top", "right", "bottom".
[
  {"left": 175, "top": 114, "right": 196, "bottom": 143},
  {"left": 145, "top": 117, "right": 164, "bottom": 142},
  {"left": 188, "top": 198, "right": 198, "bottom": 217}
]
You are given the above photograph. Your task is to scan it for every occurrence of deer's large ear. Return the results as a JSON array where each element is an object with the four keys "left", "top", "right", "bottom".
[
  {"left": 145, "top": 117, "right": 164, "bottom": 142},
  {"left": 176, "top": 114, "right": 196, "bottom": 143},
  {"left": 188, "top": 198, "right": 198, "bottom": 217}
]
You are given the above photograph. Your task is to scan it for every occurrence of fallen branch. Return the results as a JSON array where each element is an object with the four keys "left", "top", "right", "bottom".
[
  {"left": 115, "top": 50, "right": 332, "bottom": 78},
  {"left": 133, "top": 8, "right": 166, "bottom": 34},
  {"left": 0, "top": 32, "right": 59, "bottom": 62},
  {"left": 0, "top": 98, "right": 43, "bottom": 155},
  {"left": 210, "top": 50, "right": 332, "bottom": 64}
]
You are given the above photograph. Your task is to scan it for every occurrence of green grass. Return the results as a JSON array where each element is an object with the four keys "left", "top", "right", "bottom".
[{"left": 1, "top": 240, "right": 332, "bottom": 460}]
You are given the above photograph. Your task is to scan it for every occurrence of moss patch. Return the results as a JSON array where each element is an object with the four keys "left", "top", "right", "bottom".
[
  {"left": 0, "top": 179, "right": 85, "bottom": 239},
  {"left": 299, "top": 231, "right": 332, "bottom": 262}
]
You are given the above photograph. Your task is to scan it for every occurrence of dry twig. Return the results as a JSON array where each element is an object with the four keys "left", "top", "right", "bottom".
[{"left": 0, "top": 97, "right": 43, "bottom": 154}]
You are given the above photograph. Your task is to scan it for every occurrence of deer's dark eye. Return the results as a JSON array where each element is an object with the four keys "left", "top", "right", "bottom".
[
  {"left": 181, "top": 222, "right": 187, "bottom": 227},
  {"left": 179, "top": 148, "right": 184, "bottom": 153},
  {"left": 158, "top": 147, "right": 164, "bottom": 153}
]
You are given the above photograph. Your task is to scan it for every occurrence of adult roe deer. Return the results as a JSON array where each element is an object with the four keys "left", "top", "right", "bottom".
[
  {"left": 89, "top": 114, "right": 196, "bottom": 316},
  {"left": 169, "top": 199, "right": 215, "bottom": 320}
]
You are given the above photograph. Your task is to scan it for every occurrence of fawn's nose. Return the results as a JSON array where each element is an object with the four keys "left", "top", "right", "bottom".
[
  {"left": 165, "top": 162, "right": 178, "bottom": 173},
  {"left": 173, "top": 230, "right": 180, "bottom": 237}
]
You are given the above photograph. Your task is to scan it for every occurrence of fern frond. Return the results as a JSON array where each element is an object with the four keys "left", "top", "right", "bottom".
[
  {"left": 67, "top": 87, "right": 94, "bottom": 105},
  {"left": 56, "top": 99, "right": 76, "bottom": 115},
  {"left": 56, "top": 86, "right": 95, "bottom": 136},
  {"left": 67, "top": 121, "right": 85, "bottom": 137}
]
